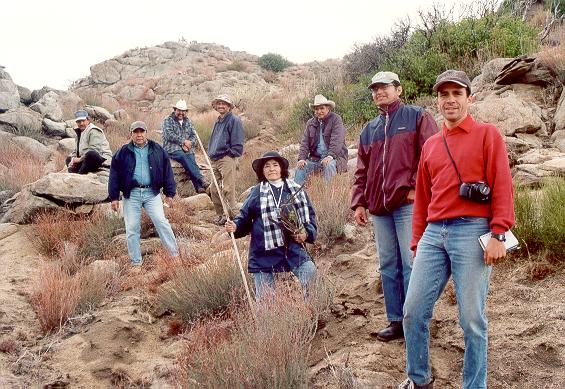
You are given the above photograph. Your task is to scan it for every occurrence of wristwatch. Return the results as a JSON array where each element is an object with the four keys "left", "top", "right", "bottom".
[{"left": 491, "top": 232, "right": 506, "bottom": 242}]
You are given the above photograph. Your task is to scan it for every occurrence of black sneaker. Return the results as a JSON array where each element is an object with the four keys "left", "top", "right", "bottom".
[
  {"left": 195, "top": 186, "right": 207, "bottom": 194},
  {"left": 376, "top": 321, "right": 404, "bottom": 342}
]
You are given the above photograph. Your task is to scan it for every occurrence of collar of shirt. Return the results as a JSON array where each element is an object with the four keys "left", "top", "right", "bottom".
[{"left": 442, "top": 114, "right": 474, "bottom": 135}]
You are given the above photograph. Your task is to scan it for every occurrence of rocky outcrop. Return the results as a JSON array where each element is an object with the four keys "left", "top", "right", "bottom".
[
  {"left": 1, "top": 172, "right": 109, "bottom": 224},
  {"left": 0, "top": 107, "right": 43, "bottom": 136},
  {"left": 0, "top": 69, "right": 19, "bottom": 113},
  {"left": 11, "top": 136, "right": 52, "bottom": 161},
  {"left": 30, "top": 91, "right": 64, "bottom": 122},
  {"left": 555, "top": 90, "right": 565, "bottom": 131}
]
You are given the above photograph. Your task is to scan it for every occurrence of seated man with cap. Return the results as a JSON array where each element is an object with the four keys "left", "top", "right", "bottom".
[
  {"left": 161, "top": 99, "right": 208, "bottom": 193},
  {"left": 66, "top": 110, "right": 112, "bottom": 174},
  {"left": 108, "top": 121, "right": 178, "bottom": 266},
  {"left": 295, "top": 94, "right": 348, "bottom": 185}
]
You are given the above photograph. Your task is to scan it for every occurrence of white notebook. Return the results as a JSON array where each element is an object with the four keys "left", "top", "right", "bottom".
[{"left": 478, "top": 231, "right": 520, "bottom": 252}]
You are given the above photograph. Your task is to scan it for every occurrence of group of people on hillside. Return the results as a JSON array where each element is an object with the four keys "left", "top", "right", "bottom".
[{"left": 65, "top": 67, "right": 515, "bottom": 389}]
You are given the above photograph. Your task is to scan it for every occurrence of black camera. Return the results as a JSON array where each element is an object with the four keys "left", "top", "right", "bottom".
[{"left": 459, "top": 181, "right": 491, "bottom": 203}]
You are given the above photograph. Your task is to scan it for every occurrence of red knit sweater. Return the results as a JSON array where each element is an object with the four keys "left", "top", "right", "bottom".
[{"left": 411, "top": 115, "right": 515, "bottom": 251}]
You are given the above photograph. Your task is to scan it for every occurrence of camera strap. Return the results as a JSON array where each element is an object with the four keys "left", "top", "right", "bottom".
[{"left": 442, "top": 131, "right": 463, "bottom": 185}]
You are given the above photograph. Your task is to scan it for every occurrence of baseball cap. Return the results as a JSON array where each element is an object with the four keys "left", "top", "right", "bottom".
[
  {"left": 368, "top": 71, "right": 401, "bottom": 89},
  {"left": 130, "top": 121, "right": 147, "bottom": 132},
  {"left": 433, "top": 70, "right": 472, "bottom": 94},
  {"left": 74, "top": 110, "right": 88, "bottom": 121}
]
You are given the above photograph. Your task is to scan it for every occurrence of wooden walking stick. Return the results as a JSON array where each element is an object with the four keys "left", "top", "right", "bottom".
[{"left": 192, "top": 129, "right": 255, "bottom": 313}]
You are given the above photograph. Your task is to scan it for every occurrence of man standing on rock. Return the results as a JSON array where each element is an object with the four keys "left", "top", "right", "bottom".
[
  {"left": 66, "top": 110, "right": 112, "bottom": 174},
  {"left": 161, "top": 99, "right": 209, "bottom": 193},
  {"left": 294, "top": 94, "right": 348, "bottom": 185},
  {"left": 398, "top": 70, "right": 515, "bottom": 389},
  {"left": 207, "top": 94, "right": 244, "bottom": 225},
  {"left": 108, "top": 121, "right": 178, "bottom": 266},
  {"left": 351, "top": 71, "right": 438, "bottom": 342}
]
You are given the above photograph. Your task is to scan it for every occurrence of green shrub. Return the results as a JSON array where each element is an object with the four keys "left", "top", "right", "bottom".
[
  {"left": 258, "top": 53, "right": 293, "bottom": 72},
  {"left": 513, "top": 178, "right": 565, "bottom": 261}
]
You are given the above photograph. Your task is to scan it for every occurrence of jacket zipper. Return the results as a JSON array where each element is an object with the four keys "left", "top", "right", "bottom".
[{"left": 382, "top": 110, "right": 390, "bottom": 212}]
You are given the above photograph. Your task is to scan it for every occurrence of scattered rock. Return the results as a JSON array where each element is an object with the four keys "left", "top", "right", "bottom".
[
  {"left": 179, "top": 193, "right": 213, "bottom": 211},
  {"left": 11, "top": 136, "right": 52, "bottom": 161},
  {"left": 0, "top": 69, "right": 19, "bottom": 113},
  {"left": 495, "top": 56, "right": 557, "bottom": 86},
  {"left": 0, "top": 107, "right": 43, "bottom": 136},
  {"left": 30, "top": 91, "right": 63, "bottom": 122},
  {"left": 555, "top": 90, "right": 565, "bottom": 132},
  {"left": 0, "top": 223, "right": 18, "bottom": 240},
  {"left": 550, "top": 130, "right": 565, "bottom": 153},
  {"left": 42, "top": 118, "right": 68, "bottom": 138},
  {"left": 517, "top": 148, "right": 563, "bottom": 165},
  {"left": 58, "top": 138, "right": 76, "bottom": 154},
  {"left": 347, "top": 148, "right": 358, "bottom": 159},
  {"left": 16, "top": 85, "right": 32, "bottom": 105},
  {"left": 30, "top": 172, "right": 109, "bottom": 203},
  {"left": 85, "top": 105, "right": 113, "bottom": 122}
]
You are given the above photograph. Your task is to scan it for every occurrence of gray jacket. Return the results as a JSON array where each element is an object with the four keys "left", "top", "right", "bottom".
[{"left": 71, "top": 123, "right": 113, "bottom": 166}]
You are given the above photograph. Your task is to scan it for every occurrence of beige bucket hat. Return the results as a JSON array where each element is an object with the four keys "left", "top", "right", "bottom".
[
  {"left": 211, "top": 94, "right": 234, "bottom": 109},
  {"left": 309, "top": 94, "right": 335, "bottom": 109}
]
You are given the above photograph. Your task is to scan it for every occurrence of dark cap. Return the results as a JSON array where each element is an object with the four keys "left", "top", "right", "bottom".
[
  {"left": 130, "top": 121, "right": 147, "bottom": 132},
  {"left": 251, "top": 151, "right": 289, "bottom": 175},
  {"left": 433, "top": 70, "right": 472, "bottom": 94}
]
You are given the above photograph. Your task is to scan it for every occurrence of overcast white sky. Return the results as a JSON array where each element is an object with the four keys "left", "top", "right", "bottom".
[{"left": 2, "top": 0, "right": 471, "bottom": 90}]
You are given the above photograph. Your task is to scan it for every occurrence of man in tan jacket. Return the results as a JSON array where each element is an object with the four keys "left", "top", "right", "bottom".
[{"left": 66, "top": 110, "right": 112, "bottom": 174}]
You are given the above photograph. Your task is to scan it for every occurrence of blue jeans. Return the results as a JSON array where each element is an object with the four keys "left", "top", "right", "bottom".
[
  {"left": 403, "top": 217, "right": 491, "bottom": 389},
  {"left": 294, "top": 159, "right": 337, "bottom": 185},
  {"left": 169, "top": 150, "right": 204, "bottom": 189},
  {"left": 253, "top": 260, "right": 317, "bottom": 301},
  {"left": 371, "top": 204, "right": 413, "bottom": 322},
  {"left": 123, "top": 188, "right": 179, "bottom": 264}
]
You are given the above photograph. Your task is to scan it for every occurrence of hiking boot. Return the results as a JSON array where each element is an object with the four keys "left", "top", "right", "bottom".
[
  {"left": 195, "top": 186, "right": 207, "bottom": 194},
  {"left": 398, "top": 378, "right": 434, "bottom": 389},
  {"left": 376, "top": 321, "right": 404, "bottom": 342},
  {"left": 215, "top": 215, "right": 227, "bottom": 226}
]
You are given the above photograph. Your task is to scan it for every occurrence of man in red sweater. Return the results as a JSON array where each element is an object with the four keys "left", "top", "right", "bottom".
[{"left": 398, "top": 70, "right": 515, "bottom": 389}]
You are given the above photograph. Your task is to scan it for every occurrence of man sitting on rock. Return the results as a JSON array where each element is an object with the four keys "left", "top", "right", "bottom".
[
  {"left": 161, "top": 99, "right": 208, "bottom": 193},
  {"left": 295, "top": 94, "right": 348, "bottom": 185},
  {"left": 66, "top": 110, "right": 112, "bottom": 174},
  {"left": 109, "top": 121, "right": 179, "bottom": 266}
]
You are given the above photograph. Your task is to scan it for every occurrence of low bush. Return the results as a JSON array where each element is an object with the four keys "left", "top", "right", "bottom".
[
  {"left": 157, "top": 250, "right": 250, "bottom": 322},
  {"left": 175, "top": 275, "right": 334, "bottom": 388},
  {"left": 306, "top": 174, "right": 353, "bottom": 247},
  {"left": 226, "top": 60, "right": 248, "bottom": 72},
  {"left": 75, "top": 265, "right": 121, "bottom": 313},
  {"left": 258, "top": 53, "right": 293, "bottom": 72}
]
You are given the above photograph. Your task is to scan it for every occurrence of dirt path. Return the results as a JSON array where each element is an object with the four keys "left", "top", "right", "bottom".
[{"left": 309, "top": 225, "right": 565, "bottom": 388}]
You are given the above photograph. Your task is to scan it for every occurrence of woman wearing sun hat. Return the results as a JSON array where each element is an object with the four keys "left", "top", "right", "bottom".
[{"left": 224, "top": 151, "right": 317, "bottom": 300}]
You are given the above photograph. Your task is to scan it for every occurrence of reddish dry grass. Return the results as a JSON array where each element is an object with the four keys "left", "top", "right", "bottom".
[
  {"left": 31, "top": 263, "right": 80, "bottom": 333},
  {"left": 0, "top": 338, "right": 18, "bottom": 354},
  {"left": 0, "top": 141, "right": 44, "bottom": 192}
]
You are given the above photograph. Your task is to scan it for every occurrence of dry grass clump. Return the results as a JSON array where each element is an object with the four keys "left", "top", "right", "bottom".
[
  {"left": 31, "top": 263, "right": 80, "bottom": 333},
  {"left": 157, "top": 250, "right": 250, "bottom": 322},
  {"left": 306, "top": 174, "right": 353, "bottom": 247},
  {"left": 175, "top": 276, "right": 334, "bottom": 388},
  {"left": 31, "top": 209, "right": 125, "bottom": 261},
  {"left": 0, "top": 338, "right": 19, "bottom": 355},
  {"left": 538, "top": 43, "right": 565, "bottom": 82},
  {"left": 0, "top": 140, "right": 44, "bottom": 192},
  {"left": 75, "top": 264, "right": 122, "bottom": 313}
]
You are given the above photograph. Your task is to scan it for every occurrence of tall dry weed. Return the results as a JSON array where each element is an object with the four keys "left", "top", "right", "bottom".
[
  {"left": 306, "top": 174, "right": 353, "bottom": 247},
  {"left": 0, "top": 141, "right": 44, "bottom": 192},
  {"left": 31, "top": 263, "right": 80, "bottom": 333}
]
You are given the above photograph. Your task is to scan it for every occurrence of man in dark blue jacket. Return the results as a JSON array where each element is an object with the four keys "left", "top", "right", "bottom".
[
  {"left": 351, "top": 71, "right": 438, "bottom": 342},
  {"left": 109, "top": 121, "right": 178, "bottom": 266},
  {"left": 207, "top": 94, "right": 244, "bottom": 225}
]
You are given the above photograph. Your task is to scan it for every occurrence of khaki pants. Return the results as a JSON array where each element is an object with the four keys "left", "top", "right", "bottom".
[{"left": 210, "top": 155, "right": 238, "bottom": 217}]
